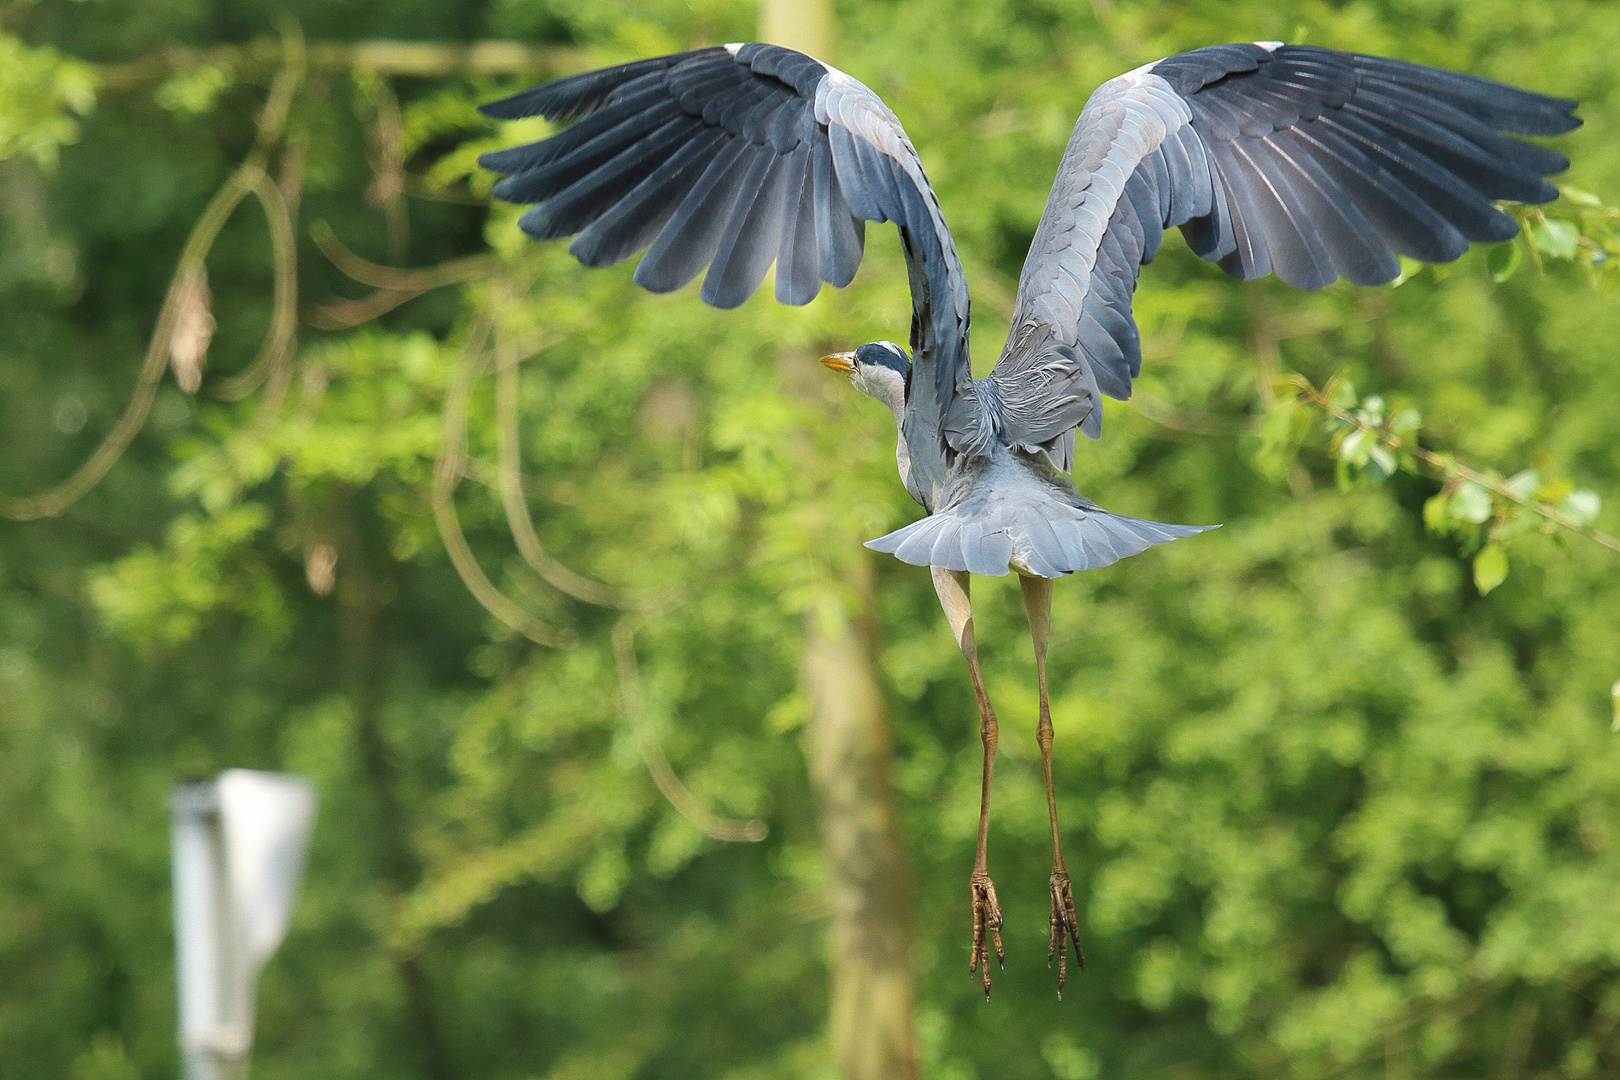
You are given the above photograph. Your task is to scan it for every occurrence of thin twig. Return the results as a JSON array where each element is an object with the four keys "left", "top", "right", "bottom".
[
  {"left": 1296, "top": 379, "right": 1620, "bottom": 555},
  {"left": 1130, "top": 392, "right": 1258, "bottom": 437},
  {"left": 494, "top": 328, "right": 625, "bottom": 607},
  {"left": 96, "top": 38, "right": 583, "bottom": 91},
  {"left": 309, "top": 220, "right": 494, "bottom": 329},
  {"left": 363, "top": 76, "right": 410, "bottom": 261},
  {"left": 612, "top": 614, "right": 768, "bottom": 843},
  {"left": 311, "top": 221, "right": 494, "bottom": 290},
  {"left": 1, "top": 167, "right": 256, "bottom": 519},
  {"left": 215, "top": 159, "right": 302, "bottom": 401},
  {"left": 433, "top": 319, "right": 573, "bottom": 648},
  {"left": 1, "top": 24, "right": 307, "bottom": 520}
]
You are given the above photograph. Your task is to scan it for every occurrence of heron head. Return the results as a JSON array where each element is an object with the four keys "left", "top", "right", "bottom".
[{"left": 819, "top": 341, "right": 910, "bottom": 416}]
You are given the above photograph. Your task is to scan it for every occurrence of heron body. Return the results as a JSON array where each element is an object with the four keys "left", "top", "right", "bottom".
[{"left": 479, "top": 41, "right": 1579, "bottom": 997}]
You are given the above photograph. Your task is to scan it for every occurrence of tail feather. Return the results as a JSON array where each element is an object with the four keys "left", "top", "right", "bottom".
[{"left": 866, "top": 496, "right": 1214, "bottom": 577}]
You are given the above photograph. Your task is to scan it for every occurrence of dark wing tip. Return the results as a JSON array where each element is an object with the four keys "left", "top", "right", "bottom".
[{"left": 478, "top": 50, "right": 725, "bottom": 122}]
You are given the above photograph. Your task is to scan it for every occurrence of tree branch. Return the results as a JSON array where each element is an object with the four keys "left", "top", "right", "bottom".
[
  {"left": 1296, "top": 378, "right": 1620, "bottom": 555},
  {"left": 432, "top": 321, "right": 573, "bottom": 648},
  {"left": 612, "top": 614, "right": 768, "bottom": 843},
  {"left": 96, "top": 38, "right": 584, "bottom": 92}
]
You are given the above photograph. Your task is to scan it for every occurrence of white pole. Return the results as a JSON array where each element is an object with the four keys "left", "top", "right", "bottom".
[{"left": 172, "top": 771, "right": 316, "bottom": 1080}]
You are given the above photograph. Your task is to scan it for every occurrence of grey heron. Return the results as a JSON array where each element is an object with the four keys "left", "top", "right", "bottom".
[{"left": 477, "top": 41, "right": 1579, "bottom": 998}]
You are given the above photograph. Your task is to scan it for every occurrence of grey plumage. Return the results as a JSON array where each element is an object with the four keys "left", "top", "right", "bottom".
[
  {"left": 479, "top": 40, "right": 1578, "bottom": 579},
  {"left": 478, "top": 42, "right": 1580, "bottom": 997}
]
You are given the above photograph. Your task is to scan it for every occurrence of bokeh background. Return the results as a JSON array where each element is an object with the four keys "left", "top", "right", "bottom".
[{"left": 3, "top": 1, "right": 1620, "bottom": 1078}]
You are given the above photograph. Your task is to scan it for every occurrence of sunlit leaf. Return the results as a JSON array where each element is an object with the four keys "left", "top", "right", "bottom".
[
  {"left": 155, "top": 64, "right": 234, "bottom": 116},
  {"left": 1505, "top": 470, "right": 1541, "bottom": 500},
  {"left": 1560, "top": 185, "right": 1604, "bottom": 207},
  {"left": 1365, "top": 443, "right": 1396, "bottom": 481},
  {"left": 1391, "top": 256, "right": 1424, "bottom": 286},
  {"left": 1328, "top": 378, "right": 1357, "bottom": 411},
  {"left": 1562, "top": 489, "right": 1602, "bottom": 525},
  {"left": 1532, "top": 217, "right": 1580, "bottom": 260},
  {"left": 1473, "top": 544, "right": 1509, "bottom": 595},
  {"left": 1423, "top": 492, "right": 1451, "bottom": 534},
  {"left": 1452, "top": 482, "right": 1493, "bottom": 524}
]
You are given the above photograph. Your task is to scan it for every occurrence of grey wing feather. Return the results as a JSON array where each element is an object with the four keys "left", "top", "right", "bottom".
[
  {"left": 988, "top": 42, "right": 1579, "bottom": 459},
  {"left": 480, "top": 44, "right": 971, "bottom": 424}
]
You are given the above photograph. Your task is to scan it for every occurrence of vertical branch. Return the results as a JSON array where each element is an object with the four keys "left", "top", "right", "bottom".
[
  {"left": 492, "top": 305, "right": 623, "bottom": 607},
  {"left": 802, "top": 580, "right": 919, "bottom": 1080},
  {"left": 364, "top": 76, "right": 410, "bottom": 261},
  {"left": 612, "top": 615, "right": 768, "bottom": 843},
  {"left": 760, "top": 4, "right": 918, "bottom": 1076},
  {"left": 433, "top": 318, "right": 572, "bottom": 647}
]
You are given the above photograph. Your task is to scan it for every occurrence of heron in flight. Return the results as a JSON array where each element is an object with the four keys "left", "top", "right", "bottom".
[{"left": 477, "top": 41, "right": 1579, "bottom": 997}]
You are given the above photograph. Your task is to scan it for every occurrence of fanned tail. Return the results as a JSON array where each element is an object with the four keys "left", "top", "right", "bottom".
[{"left": 865, "top": 490, "right": 1215, "bottom": 578}]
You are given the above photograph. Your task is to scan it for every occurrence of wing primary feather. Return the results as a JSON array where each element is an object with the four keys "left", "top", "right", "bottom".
[
  {"left": 478, "top": 51, "right": 708, "bottom": 121},
  {"left": 1225, "top": 137, "right": 1336, "bottom": 290},
  {"left": 479, "top": 84, "right": 675, "bottom": 177},
  {"left": 633, "top": 134, "right": 754, "bottom": 293},
  {"left": 775, "top": 145, "right": 821, "bottom": 304},
  {"left": 1263, "top": 129, "right": 1399, "bottom": 285},
  {"left": 1292, "top": 123, "right": 1467, "bottom": 262},
  {"left": 568, "top": 126, "right": 726, "bottom": 267},
  {"left": 1206, "top": 138, "right": 1274, "bottom": 280},
  {"left": 703, "top": 148, "right": 792, "bottom": 308},
  {"left": 496, "top": 106, "right": 688, "bottom": 210},
  {"left": 813, "top": 135, "right": 864, "bottom": 286},
  {"left": 1316, "top": 111, "right": 1515, "bottom": 242}
]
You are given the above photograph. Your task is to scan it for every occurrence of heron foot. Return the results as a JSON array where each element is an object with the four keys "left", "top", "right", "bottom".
[
  {"left": 1048, "top": 868, "right": 1084, "bottom": 998},
  {"left": 969, "top": 870, "right": 1004, "bottom": 1000}
]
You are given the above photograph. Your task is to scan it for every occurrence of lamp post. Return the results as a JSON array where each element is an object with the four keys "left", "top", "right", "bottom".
[{"left": 171, "top": 770, "right": 316, "bottom": 1080}]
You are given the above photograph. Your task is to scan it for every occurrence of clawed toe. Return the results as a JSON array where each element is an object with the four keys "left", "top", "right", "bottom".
[
  {"left": 969, "top": 871, "right": 1005, "bottom": 1000},
  {"left": 1047, "top": 868, "right": 1084, "bottom": 998}
]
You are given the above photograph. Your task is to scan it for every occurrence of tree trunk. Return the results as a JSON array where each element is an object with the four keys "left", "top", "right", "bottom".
[
  {"left": 757, "top": 4, "right": 919, "bottom": 1077},
  {"left": 803, "top": 587, "right": 919, "bottom": 1080}
]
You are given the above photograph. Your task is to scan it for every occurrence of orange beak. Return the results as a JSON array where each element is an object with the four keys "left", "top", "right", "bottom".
[{"left": 818, "top": 350, "right": 855, "bottom": 375}]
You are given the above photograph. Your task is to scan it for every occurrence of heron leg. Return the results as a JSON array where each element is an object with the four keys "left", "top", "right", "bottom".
[
  {"left": 932, "top": 566, "right": 1004, "bottom": 1000},
  {"left": 1021, "top": 574, "right": 1083, "bottom": 997}
]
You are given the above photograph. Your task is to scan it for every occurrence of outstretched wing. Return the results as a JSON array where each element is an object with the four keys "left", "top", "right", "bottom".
[
  {"left": 479, "top": 44, "right": 970, "bottom": 426},
  {"left": 986, "top": 43, "right": 1580, "bottom": 465}
]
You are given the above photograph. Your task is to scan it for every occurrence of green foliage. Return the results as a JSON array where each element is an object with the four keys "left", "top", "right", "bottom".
[
  {"left": 3, "top": 2, "right": 1620, "bottom": 1080},
  {"left": 0, "top": 32, "right": 96, "bottom": 168},
  {"left": 88, "top": 504, "right": 287, "bottom": 648},
  {"left": 1270, "top": 375, "right": 1611, "bottom": 596}
]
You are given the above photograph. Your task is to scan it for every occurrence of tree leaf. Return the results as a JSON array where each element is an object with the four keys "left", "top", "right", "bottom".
[
  {"left": 1560, "top": 185, "right": 1604, "bottom": 207},
  {"left": 1366, "top": 443, "right": 1396, "bottom": 481},
  {"left": 1452, "top": 482, "right": 1493, "bottom": 524},
  {"left": 1489, "top": 241, "right": 1522, "bottom": 283},
  {"left": 1423, "top": 493, "right": 1452, "bottom": 534},
  {"left": 1473, "top": 544, "right": 1509, "bottom": 595},
  {"left": 1562, "top": 489, "right": 1602, "bottom": 525},
  {"left": 1505, "top": 469, "right": 1541, "bottom": 500},
  {"left": 1532, "top": 218, "right": 1579, "bottom": 260}
]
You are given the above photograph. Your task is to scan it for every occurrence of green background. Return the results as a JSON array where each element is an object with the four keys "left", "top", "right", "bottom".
[{"left": 2, "top": 0, "right": 1619, "bottom": 1077}]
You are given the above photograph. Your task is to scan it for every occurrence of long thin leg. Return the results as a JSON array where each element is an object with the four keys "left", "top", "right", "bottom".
[
  {"left": 1021, "top": 575, "right": 1083, "bottom": 997},
  {"left": 932, "top": 566, "right": 1004, "bottom": 1000}
]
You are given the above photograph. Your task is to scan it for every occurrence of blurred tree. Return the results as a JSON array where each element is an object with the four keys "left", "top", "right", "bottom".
[{"left": 2, "top": 2, "right": 1620, "bottom": 1080}]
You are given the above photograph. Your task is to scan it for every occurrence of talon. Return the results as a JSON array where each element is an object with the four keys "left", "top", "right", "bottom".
[
  {"left": 970, "top": 871, "right": 1004, "bottom": 999},
  {"left": 1049, "top": 868, "right": 1084, "bottom": 998}
]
